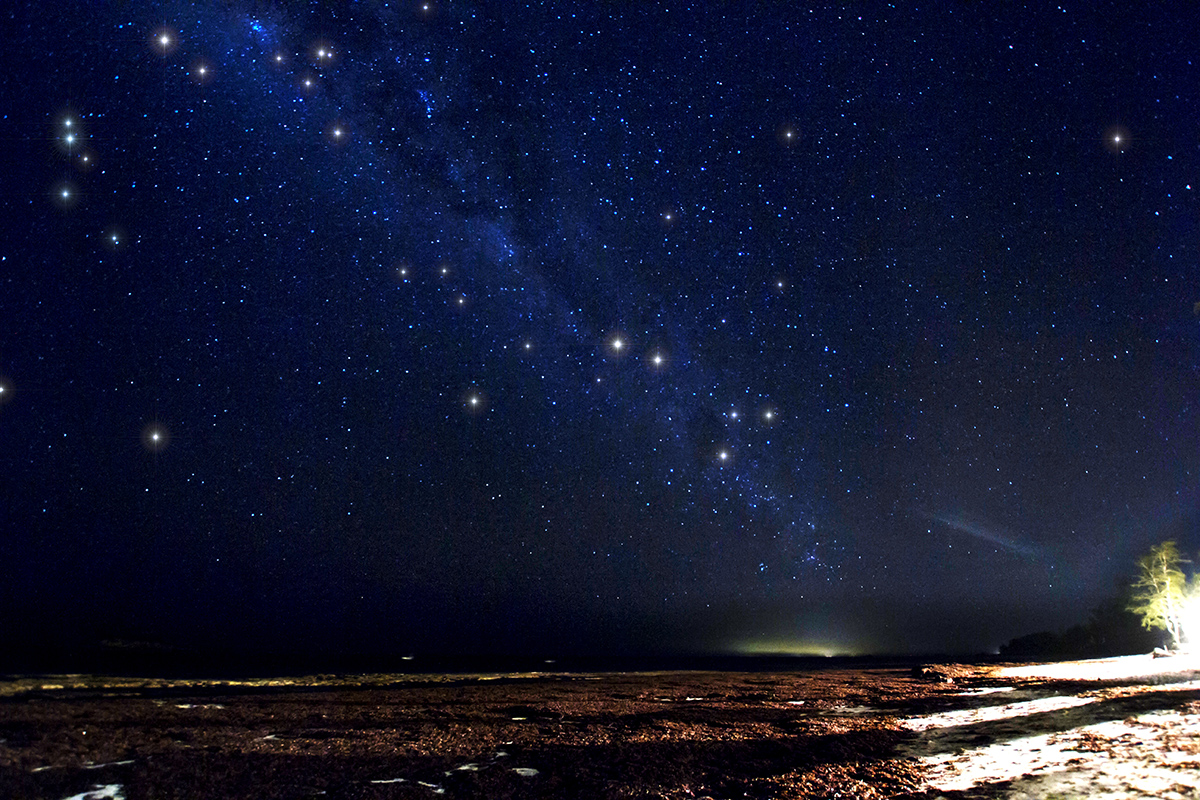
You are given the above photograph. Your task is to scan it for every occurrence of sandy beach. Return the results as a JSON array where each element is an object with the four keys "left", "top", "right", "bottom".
[{"left": 1, "top": 655, "right": 1198, "bottom": 799}]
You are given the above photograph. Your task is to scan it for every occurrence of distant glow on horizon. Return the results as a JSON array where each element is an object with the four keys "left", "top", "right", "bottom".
[{"left": 730, "top": 637, "right": 863, "bottom": 658}]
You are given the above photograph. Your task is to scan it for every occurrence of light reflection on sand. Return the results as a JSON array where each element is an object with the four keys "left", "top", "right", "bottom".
[{"left": 903, "top": 655, "right": 1200, "bottom": 798}]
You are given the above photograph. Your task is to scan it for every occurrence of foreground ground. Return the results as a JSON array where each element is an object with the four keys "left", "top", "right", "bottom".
[{"left": 1, "top": 655, "right": 1198, "bottom": 799}]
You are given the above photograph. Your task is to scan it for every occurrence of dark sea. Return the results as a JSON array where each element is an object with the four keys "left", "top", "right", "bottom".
[{"left": 3, "top": 644, "right": 970, "bottom": 680}]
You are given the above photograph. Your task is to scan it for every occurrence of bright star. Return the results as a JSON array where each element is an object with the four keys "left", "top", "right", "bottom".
[
  {"left": 152, "top": 28, "right": 176, "bottom": 55},
  {"left": 142, "top": 423, "right": 170, "bottom": 451},
  {"left": 313, "top": 42, "right": 335, "bottom": 63},
  {"left": 465, "top": 391, "right": 489, "bottom": 417},
  {"left": 53, "top": 183, "right": 78, "bottom": 208},
  {"left": 1104, "top": 125, "right": 1130, "bottom": 153},
  {"left": 464, "top": 391, "right": 487, "bottom": 413}
]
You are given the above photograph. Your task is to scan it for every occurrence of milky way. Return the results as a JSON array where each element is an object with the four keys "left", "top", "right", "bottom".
[{"left": 3, "top": 1, "right": 1199, "bottom": 658}]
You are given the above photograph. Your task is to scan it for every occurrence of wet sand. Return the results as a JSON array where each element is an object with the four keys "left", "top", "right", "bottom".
[{"left": 1, "top": 657, "right": 1198, "bottom": 799}]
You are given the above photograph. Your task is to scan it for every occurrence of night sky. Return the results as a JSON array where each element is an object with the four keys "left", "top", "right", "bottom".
[{"left": 3, "top": 1, "right": 1199, "bottom": 664}]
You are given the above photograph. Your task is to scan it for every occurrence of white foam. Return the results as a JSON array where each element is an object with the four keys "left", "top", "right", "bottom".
[{"left": 60, "top": 786, "right": 124, "bottom": 800}]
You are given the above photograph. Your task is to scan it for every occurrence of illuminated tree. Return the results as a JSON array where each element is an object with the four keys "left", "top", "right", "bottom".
[{"left": 1127, "top": 540, "right": 1195, "bottom": 651}]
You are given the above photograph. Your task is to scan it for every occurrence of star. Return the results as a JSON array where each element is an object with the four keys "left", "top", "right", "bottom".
[
  {"left": 463, "top": 391, "right": 487, "bottom": 413},
  {"left": 1104, "top": 125, "right": 1130, "bottom": 153},
  {"left": 152, "top": 28, "right": 176, "bottom": 55},
  {"left": 53, "top": 183, "right": 78, "bottom": 209},
  {"left": 327, "top": 123, "right": 348, "bottom": 144},
  {"left": 142, "top": 423, "right": 170, "bottom": 451},
  {"left": 57, "top": 117, "right": 84, "bottom": 157}
]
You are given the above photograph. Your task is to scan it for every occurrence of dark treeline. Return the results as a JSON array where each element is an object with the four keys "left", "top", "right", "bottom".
[{"left": 1000, "top": 594, "right": 1160, "bottom": 660}]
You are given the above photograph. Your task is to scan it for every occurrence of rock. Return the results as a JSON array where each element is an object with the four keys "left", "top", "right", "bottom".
[{"left": 912, "top": 665, "right": 954, "bottom": 683}]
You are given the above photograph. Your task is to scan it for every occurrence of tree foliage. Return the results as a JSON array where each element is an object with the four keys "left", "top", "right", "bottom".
[{"left": 1127, "top": 540, "right": 1193, "bottom": 650}]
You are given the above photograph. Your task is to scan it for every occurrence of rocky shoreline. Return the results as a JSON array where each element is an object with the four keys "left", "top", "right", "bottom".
[{"left": 1, "top": 658, "right": 1197, "bottom": 799}]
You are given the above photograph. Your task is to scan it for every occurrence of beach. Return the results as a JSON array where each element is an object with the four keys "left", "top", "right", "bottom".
[{"left": 1, "top": 655, "right": 1198, "bottom": 799}]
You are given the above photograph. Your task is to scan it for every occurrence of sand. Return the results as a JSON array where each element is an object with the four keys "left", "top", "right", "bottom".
[{"left": 1, "top": 655, "right": 1198, "bottom": 799}]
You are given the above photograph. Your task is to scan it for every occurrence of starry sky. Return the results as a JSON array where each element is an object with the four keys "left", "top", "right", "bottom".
[{"left": 2, "top": 1, "right": 1198, "bottom": 663}]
